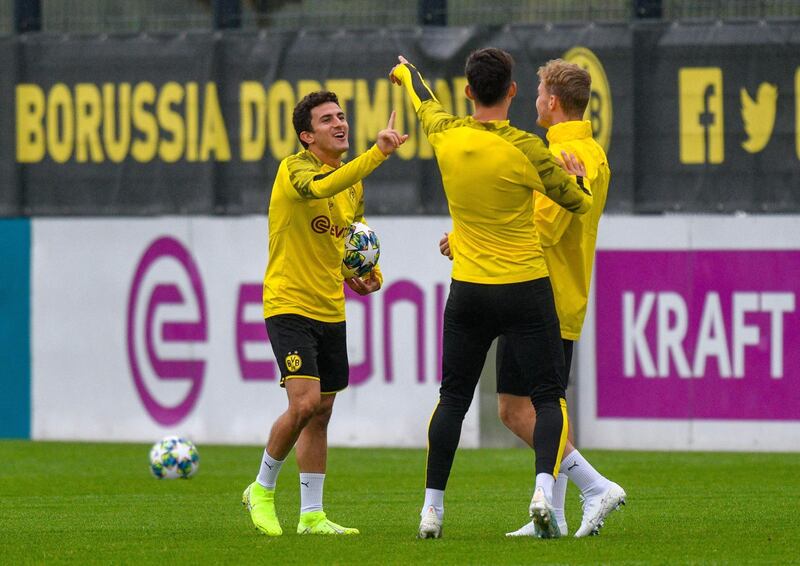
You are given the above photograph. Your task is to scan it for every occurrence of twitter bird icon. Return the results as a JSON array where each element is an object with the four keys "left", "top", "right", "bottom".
[{"left": 740, "top": 83, "right": 778, "bottom": 153}]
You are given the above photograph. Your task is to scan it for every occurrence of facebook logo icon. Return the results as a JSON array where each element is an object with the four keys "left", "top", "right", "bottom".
[{"left": 679, "top": 68, "right": 724, "bottom": 164}]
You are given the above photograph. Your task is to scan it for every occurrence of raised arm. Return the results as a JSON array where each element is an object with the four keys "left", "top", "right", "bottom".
[
  {"left": 390, "top": 55, "right": 460, "bottom": 137},
  {"left": 287, "top": 112, "right": 407, "bottom": 200},
  {"left": 389, "top": 56, "right": 437, "bottom": 112},
  {"left": 287, "top": 145, "right": 388, "bottom": 199}
]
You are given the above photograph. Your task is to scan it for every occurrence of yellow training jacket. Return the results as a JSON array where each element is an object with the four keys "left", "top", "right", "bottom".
[
  {"left": 535, "top": 120, "right": 610, "bottom": 339},
  {"left": 391, "top": 63, "right": 592, "bottom": 285},
  {"left": 263, "top": 145, "right": 385, "bottom": 322}
]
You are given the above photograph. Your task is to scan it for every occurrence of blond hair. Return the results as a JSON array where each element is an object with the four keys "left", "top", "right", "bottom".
[{"left": 537, "top": 59, "right": 591, "bottom": 117}]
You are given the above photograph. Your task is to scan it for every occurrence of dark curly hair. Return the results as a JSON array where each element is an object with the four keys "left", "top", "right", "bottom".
[
  {"left": 293, "top": 91, "right": 340, "bottom": 149},
  {"left": 465, "top": 48, "right": 515, "bottom": 107}
]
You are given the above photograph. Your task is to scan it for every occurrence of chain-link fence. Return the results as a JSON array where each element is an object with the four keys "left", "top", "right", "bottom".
[
  {"left": 664, "top": 0, "right": 800, "bottom": 20},
  {"left": 2, "top": 0, "right": 798, "bottom": 34}
]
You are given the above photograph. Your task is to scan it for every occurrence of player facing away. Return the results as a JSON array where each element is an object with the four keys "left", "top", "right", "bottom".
[
  {"left": 390, "top": 49, "right": 593, "bottom": 539},
  {"left": 438, "top": 59, "right": 626, "bottom": 538},
  {"left": 242, "top": 91, "right": 408, "bottom": 536}
]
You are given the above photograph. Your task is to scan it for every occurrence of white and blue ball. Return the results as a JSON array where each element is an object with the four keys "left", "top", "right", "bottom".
[
  {"left": 342, "top": 222, "right": 380, "bottom": 278},
  {"left": 149, "top": 436, "right": 200, "bottom": 479}
]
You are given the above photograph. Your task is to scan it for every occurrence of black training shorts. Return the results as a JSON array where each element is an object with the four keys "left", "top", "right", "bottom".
[
  {"left": 497, "top": 337, "right": 574, "bottom": 396},
  {"left": 265, "top": 314, "right": 349, "bottom": 394},
  {"left": 441, "top": 278, "right": 567, "bottom": 405}
]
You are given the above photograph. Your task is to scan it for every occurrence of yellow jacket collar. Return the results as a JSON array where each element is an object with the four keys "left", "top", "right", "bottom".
[{"left": 546, "top": 120, "right": 592, "bottom": 144}]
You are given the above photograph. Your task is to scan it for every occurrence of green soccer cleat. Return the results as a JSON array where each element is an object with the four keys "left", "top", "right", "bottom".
[
  {"left": 297, "top": 511, "right": 360, "bottom": 535},
  {"left": 242, "top": 482, "right": 282, "bottom": 536}
]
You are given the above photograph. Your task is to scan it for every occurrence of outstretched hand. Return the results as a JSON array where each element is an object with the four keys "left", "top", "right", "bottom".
[
  {"left": 556, "top": 151, "right": 587, "bottom": 178},
  {"left": 376, "top": 110, "right": 409, "bottom": 156},
  {"left": 389, "top": 55, "right": 411, "bottom": 85},
  {"left": 345, "top": 270, "right": 382, "bottom": 295}
]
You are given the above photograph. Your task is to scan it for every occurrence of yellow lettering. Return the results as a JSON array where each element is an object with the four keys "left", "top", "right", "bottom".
[
  {"left": 74, "top": 83, "right": 103, "bottom": 163},
  {"left": 131, "top": 82, "right": 158, "bottom": 163},
  {"left": 268, "top": 80, "right": 297, "bottom": 159},
  {"left": 796, "top": 68, "right": 800, "bottom": 160},
  {"left": 199, "top": 82, "right": 231, "bottom": 161},
  {"left": 354, "top": 79, "right": 389, "bottom": 155},
  {"left": 240, "top": 81, "right": 267, "bottom": 161},
  {"left": 158, "top": 82, "right": 185, "bottom": 163},
  {"left": 434, "top": 79, "right": 454, "bottom": 114},
  {"left": 452, "top": 77, "right": 472, "bottom": 118},
  {"left": 325, "top": 79, "right": 355, "bottom": 116},
  {"left": 185, "top": 82, "right": 199, "bottom": 162},
  {"left": 103, "top": 83, "right": 130, "bottom": 163},
  {"left": 46, "top": 83, "right": 74, "bottom": 163},
  {"left": 297, "top": 80, "right": 323, "bottom": 99},
  {"left": 15, "top": 84, "right": 46, "bottom": 163}
]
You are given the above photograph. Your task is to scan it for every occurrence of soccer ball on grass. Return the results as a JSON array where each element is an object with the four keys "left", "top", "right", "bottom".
[
  {"left": 342, "top": 222, "right": 380, "bottom": 278},
  {"left": 149, "top": 436, "right": 200, "bottom": 479}
]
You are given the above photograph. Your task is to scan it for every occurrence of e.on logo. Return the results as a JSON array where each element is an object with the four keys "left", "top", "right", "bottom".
[{"left": 126, "top": 237, "right": 207, "bottom": 425}]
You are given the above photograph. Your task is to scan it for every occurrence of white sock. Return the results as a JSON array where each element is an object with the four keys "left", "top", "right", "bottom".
[
  {"left": 535, "top": 473, "right": 555, "bottom": 501},
  {"left": 422, "top": 488, "right": 444, "bottom": 520},
  {"left": 299, "top": 473, "right": 325, "bottom": 513},
  {"left": 552, "top": 473, "right": 569, "bottom": 525},
  {"left": 560, "top": 449, "right": 611, "bottom": 497},
  {"left": 256, "top": 450, "right": 283, "bottom": 489}
]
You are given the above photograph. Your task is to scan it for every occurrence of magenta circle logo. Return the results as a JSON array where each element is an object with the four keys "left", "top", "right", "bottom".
[{"left": 127, "top": 236, "right": 207, "bottom": 425}]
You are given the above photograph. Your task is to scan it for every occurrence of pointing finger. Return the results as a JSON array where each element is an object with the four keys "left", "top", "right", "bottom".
[{"left": 387, "top": 110, "right": 396, "bottom": 130}]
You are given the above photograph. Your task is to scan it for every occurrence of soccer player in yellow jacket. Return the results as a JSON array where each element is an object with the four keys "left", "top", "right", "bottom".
[
  {"left": 503, "top": 59, "right": 625, "bottom": 538},
  {"left": 441, "top": 59, "right": 625, "bottom": 538},
  {"left": 391, "top": 49, "right": 593, "bottom": 539},
  {"left": 242, "top": 91, "right": 407, "bottom": 537}
]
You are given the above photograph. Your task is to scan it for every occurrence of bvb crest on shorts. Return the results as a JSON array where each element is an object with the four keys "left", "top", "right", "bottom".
[{"left": 285, "top": 352, "right": 302, "bottom": 372}]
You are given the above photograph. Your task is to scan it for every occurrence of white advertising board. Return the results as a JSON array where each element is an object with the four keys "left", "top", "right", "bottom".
[
  {"left": 31, "top": 216, "right": 476, "bottom": 447},
  {"left": 32, "top": 214, "right": 800, "bottom": 452}
]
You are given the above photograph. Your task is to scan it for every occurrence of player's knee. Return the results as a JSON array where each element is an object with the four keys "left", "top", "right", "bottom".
[
  {"left": 497, "top": 402, "right": 518, "bottom": 430},
  {"left": 498, "top": 402, "right": 531, "bottom": 436},
  {"left": 288, "top": 397, "right": 320, "bottom": 426},
  {"left": 439, "top": 392, "right": 472, "bottom": 417},
  {"left": 314, "top": 402, "right": 334, "bottom": 426}
]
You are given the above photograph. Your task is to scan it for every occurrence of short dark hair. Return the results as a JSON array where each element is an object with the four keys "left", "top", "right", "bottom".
[
  {"left": 293, "top": 91, "right": 340, "bottom": 149},
  {"left": 465, "top": 48, "right": 515, "bottom": 107}
]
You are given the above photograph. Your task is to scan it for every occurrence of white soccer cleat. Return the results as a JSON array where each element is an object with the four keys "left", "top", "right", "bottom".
[
  {"left": 418, "top": 506, "right": 443, "bottom": 539},
  {"left": 506, "top": 519, "right": 567, "bottom": 537},
  {"left": 574, "top": 482, "right": 626, "bottom": 538},
  {"left": 529, "top": 487, "right": 561, "bottom": 539}
]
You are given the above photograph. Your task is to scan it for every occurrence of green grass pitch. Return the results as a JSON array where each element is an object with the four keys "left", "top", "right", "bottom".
[{"left": 2, "top": 441, "right": 798, "bottom": 564}]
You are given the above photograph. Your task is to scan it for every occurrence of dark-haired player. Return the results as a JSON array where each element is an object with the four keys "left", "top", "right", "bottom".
[
  {"left": 391, "top": 49, "right": 592, "bottom": 539},
  {"left": 441, "top": 59, "right": 625, "bottom": 538},
  {"left": 242, "top": 91, "right": 407, "bottom": 536}
]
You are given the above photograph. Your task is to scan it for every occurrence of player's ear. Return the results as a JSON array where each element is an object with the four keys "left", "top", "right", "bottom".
[
  {"left": 299, "top": 130, "right": 314, "bottom": 147},
  {"left": 507, "top": 81, "right": 517, "bottom": 100},
  {"left": 465, "top": 84, "right": 475, "bottom": 101}
]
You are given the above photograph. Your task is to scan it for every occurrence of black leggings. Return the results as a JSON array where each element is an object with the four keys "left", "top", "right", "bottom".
[{"left": 426, "top": 278, "right": 568, "bottom": 490}]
